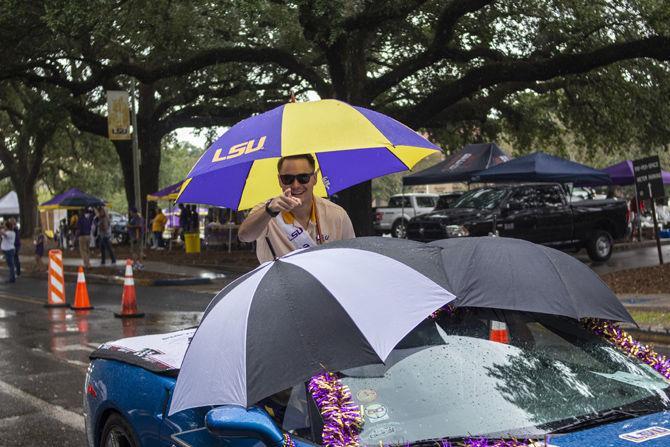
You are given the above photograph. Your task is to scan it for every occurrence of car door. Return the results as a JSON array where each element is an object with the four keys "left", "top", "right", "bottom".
[
  {"left": 415, "top": 196, "right": 438, "bottom": 216},
  {"left": 534, "top": 185, "right": 574, "bottom": 244},
  {"left": 498, "top": 187, "right": 541, "bottom": 242}
]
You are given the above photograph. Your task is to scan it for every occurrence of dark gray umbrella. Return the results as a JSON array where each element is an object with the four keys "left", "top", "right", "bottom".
[
  {"left": 169, "top": 237, "right": 456, "bottom": 415},
  {"left": 430, "top": 237, "right": 633, "bottom": 323}
]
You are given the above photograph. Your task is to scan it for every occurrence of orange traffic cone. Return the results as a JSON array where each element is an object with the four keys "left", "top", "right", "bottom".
[
  {"left": 489, "top": 320, "right": 509, "bottom": 344},
  {"left": 114, "top": 259, "right": 144, "bottom": 318},
  {"left": 71, "top": 266, "right": 94, "bottom": 310}
]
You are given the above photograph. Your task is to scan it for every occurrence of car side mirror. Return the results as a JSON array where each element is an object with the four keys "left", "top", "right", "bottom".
[{"left": 205, "top": 406, "right": 285, "bottom": 447}]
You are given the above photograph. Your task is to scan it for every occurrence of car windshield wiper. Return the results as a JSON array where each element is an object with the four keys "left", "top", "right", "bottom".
[{"left": 551, "top": 408, "right": 650, "bottom": 434}]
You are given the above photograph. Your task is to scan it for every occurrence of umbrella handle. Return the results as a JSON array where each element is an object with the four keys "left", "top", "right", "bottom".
[{"left": 265, "top": 236, "right": 278, "bottom": 260}]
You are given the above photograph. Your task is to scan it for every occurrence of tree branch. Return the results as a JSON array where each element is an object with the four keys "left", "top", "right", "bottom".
[
  {"left": 405, "top": 35, "right": 670, "bottom": 127},
  {"left": 364, "top": 0, "right": 495, "bottom": 101}
]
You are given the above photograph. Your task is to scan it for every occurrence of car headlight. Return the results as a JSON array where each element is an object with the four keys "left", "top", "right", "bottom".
[{"left": 444, "top": 225, "right": 469, "bottom": 237}]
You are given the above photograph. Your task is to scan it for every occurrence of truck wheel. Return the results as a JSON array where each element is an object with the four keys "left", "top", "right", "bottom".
[
  {"left": 586, "top": 230, "right": 613, "bottom": 262},
  {"left": 391, "top": 219, "right": 408, "bottom": 238},
  {"left": 100, "top": 413, "right": 139, "bottom": 447}
]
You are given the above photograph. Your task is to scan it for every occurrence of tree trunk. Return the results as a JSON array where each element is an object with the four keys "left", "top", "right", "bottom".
[
  {"left": 327, "top": 36, "right": 375, "bottom": 237},
  {"left": 15, "top": 179, "right": 37, "bottom": 239}
]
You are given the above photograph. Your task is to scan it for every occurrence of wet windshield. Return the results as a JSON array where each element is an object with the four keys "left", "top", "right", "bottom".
[
  {"left": 339, "top": 310, "right": 670, "bottom": 444},
  {"left": 452, "top": 188, "right": 507, "bottom": 210}
]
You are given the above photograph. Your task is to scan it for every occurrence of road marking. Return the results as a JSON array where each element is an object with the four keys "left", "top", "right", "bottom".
[
  {"left": 52, "top": 344, "right": 95, "bottom": 353},
  {"left": 0, "top": 378, "right": 85, "bottom": 432},
  {"left": 0, "top": 293, "right": 42, "bottom": 305}
]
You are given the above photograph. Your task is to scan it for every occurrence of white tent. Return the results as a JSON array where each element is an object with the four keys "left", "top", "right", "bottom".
[{"left": 0, "top": 191, "right": 19, "bottom": 215}]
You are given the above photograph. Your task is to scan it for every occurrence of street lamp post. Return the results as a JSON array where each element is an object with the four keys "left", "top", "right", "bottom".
[{"left": 130, "top": 82, "right": 141, "bottom": 211}]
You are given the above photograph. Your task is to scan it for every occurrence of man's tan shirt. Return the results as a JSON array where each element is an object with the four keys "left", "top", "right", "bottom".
[{"left": 253, "top": 196, "right": 355, "bottom": 263}]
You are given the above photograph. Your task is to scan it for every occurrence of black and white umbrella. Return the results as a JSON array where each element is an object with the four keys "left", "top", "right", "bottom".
[
  {"left": 169, "top": 238, "right": 456, "bottom": 415},
  {"left": 430, "top": 237, "right": 634, "bottom": 323}
]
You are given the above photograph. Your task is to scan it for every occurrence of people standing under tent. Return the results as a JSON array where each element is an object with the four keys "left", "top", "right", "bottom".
[
  {"left": 127, "top": 207, "right": 145, "bottom": 270},
  {"left": 0, "top": 221, "right": 17, "bottom": 283},
  {"left": 97, "top": 207, "right": 116, "bottom": 265},
  {"left": 178, "top": 203, "right": 189, "bottom": 239},
  {"left": 238, "top": 154, "right": 355, "bottom": 263},
  {"left": 190, "top": 205, "right": 199, "bottom": 234},
  {"left": 151, "top": 208, "right": 167, "bottom": 249},
  {"left": 8, "top": 218, "right": 20, "bottom": 277},
  {"left": 77, "top": 208, "right": 94, "bottom": 269},
  {"left": 90, "top": 209, "right": 99, "bottom": 254},
  {"left": 69, "top": 211, "right": 79, "bottom": 250},
  {"left": 33, "top": 226, "right": 46, "bottom": 272},
  {"left": 58, "top": 218, "right": 67, "bottom": 249}
]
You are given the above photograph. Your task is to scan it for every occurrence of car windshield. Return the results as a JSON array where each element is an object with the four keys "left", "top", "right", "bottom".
[
  {"left": 338, "top": 309, "right": 670, "bottom": 444},
  {"left": 452, "top": 188, "right": 507, "bottom": 210}
]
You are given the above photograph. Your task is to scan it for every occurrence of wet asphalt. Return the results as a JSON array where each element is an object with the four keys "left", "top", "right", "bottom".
[{"left": 0, "top": 274, "right": 231, "bottom": 447}]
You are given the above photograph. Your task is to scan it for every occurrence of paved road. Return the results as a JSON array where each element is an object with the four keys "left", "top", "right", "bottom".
[
  {"left": 576, "top": 244, "right": 670, "bottom": 274},
  {"left": 0, "top": 275, "right": 229, "bottom": 447}
]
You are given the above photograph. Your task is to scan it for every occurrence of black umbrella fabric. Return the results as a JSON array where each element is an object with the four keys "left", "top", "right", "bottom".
[
  {"left": 430, "top": 237, "right": 633, "bottom": 323},
  {"left": 169, "top": 237, "right": 456, "bottom": 415},
  {"left": 403, "top": 142, "right": 510, "bottom": 185}
]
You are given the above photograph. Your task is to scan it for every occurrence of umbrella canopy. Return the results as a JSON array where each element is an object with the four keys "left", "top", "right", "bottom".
[
  {"left": 0, "top": 191, "right": 19, "bottom": 215},
  {"left": 169, "top": 237, "right": 456, "bottom": 414},
  {"left": 38, "top": 188, "right": 106, "bottom": 210},
  {"left": 603, "top": 159, "right": 670, "bottom": 186},
  {"left": 429, "top": 237, "right": 633, "bottom": 323},
  {"left": 175, "top": 99, "right": 441, "bottom": 210},
  {"left": 146, "top": 180, "right": 184, "bottom": 201},
  {"left": 403, "top": 142, "right": 510, "bottom": 185},
  {"left": 471, "top": 152, "right": 612, "bottom": 186}
]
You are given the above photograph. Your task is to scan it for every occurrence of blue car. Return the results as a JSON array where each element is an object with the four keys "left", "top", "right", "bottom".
[{"left": 84, "top": 310, "right": 670, "bottom": 447}]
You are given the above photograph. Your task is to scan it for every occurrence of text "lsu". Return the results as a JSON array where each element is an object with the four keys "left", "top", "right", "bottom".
[{"left": 212, "top": 136, "right": 266, "bottom": 162}]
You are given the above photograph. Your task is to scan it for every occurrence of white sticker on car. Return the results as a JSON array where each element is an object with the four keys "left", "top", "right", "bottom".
[
  {"left": 364, "top": 403, "right": 389, "bottom": 423},
  {"left": 619, "top": 426, "right": 670, "bottom": 443}
]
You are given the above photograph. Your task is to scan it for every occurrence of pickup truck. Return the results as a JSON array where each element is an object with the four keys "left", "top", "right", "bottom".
[
  {"left": 374, "top": 193, "right": 438, "bottom": 238},
  {"left": 407, "top": 183, "right": 628, "bottom": 262}
]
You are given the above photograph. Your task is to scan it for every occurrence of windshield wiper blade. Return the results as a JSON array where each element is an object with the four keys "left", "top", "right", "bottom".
[{"left": 551, "top": 409, "right": 646, "bottom": 434}]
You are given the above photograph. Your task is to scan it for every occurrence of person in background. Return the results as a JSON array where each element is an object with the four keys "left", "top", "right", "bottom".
[
  {"left": 76, "top": 208, "right": 94, "bottom": 268},
  {"left": 8, "top": 217, "right": 20, "bottom": 277},
  {"left": 127, "top": 207, "right": 145, "bottom": 270},
  {"left": 33, "top": 226, "right": 46, "bottom": 272},
  {"left": 69, "top": 211, "right": 79, "bottom": 250},
  {"left": 178, "top": 203, "right": 189, "bottom": 240},
  {"left": 151, "top": 208, "right": 167, "bottom": 249},
  {"left": 97, "top": 207, "right": 116, "bottom": 265},
  {"left": 189, "top": 204, "right": 199, "bottom": 234},
  {"left": 0, "top": 221, "right": 16, "bottom": 283}
]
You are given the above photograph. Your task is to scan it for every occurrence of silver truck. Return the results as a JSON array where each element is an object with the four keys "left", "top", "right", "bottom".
[{"left": 374, "top": 193, "right": 438, "bottom": 238}]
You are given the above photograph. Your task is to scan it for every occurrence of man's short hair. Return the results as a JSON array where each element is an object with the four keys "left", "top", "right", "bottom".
[{"left": 277, "top": 154, "right": 316, "bottom": 172}]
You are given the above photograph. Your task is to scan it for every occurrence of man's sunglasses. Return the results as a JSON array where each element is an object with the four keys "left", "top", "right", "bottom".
[{"left": 279, "top": 172, "right": 314, "bottom": 185}]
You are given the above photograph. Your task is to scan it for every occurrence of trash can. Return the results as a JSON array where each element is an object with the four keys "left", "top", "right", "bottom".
[{"left": 184, "top": 232, "right": 201, "bottom": 253}]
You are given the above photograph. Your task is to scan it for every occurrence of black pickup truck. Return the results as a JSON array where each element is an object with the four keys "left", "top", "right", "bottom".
[{"left": 407, "top": 183, "right": 628, "bottom": 262}]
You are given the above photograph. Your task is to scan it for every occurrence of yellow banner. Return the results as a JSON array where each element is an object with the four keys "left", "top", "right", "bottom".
[{"left": 106, "top": 90, "right": 131, "bottom": 140}]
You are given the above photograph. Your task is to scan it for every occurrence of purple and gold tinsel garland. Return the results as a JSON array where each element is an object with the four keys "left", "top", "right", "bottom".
[
  {"left": 308, "top": 372, "right": 364, "bottom": 447},
  {"left": 283, "top": 433, "right": 296, "bottom": 447},
  {"left": 583, "top": 318, "right": 670, "bottom": 380}
]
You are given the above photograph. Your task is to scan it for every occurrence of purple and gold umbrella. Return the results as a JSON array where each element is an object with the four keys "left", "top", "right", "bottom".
[{"left": 176, "top": 99, "right": 441, "bottom": 209}]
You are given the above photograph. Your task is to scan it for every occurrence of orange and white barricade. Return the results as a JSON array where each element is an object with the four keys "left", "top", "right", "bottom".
[{"left": 45, "top": 249, "right": 68, "bottom": 308}]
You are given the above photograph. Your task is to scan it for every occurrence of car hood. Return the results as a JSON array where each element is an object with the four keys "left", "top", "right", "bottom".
[
  {"left": 548, "top": 411, "right": 670, "bottom": 446},
  {"left": 412, "top": 208, "right": 492, "bottom": 225}
]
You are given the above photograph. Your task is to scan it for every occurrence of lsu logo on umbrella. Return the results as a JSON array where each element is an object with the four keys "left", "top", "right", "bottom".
[{"left": 212, "top": 136, "right": 266, "bottom": 162}]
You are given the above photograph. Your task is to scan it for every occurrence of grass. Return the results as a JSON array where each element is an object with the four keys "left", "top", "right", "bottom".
[{"left": 628, "top": 309, "right": 670, "bottom": 328}]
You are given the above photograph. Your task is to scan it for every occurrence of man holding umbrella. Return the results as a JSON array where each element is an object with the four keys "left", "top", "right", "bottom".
[{"left": 239, "top": 154, "right": 355, "bottom": 263}]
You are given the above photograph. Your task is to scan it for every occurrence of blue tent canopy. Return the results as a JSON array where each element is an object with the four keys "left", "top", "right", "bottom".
[
  {"left": 471, "top": 152, "right": 612, "bottom": 186},
  {"left": 403, "top": 142, "right": 510, "bottom": 185}
]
